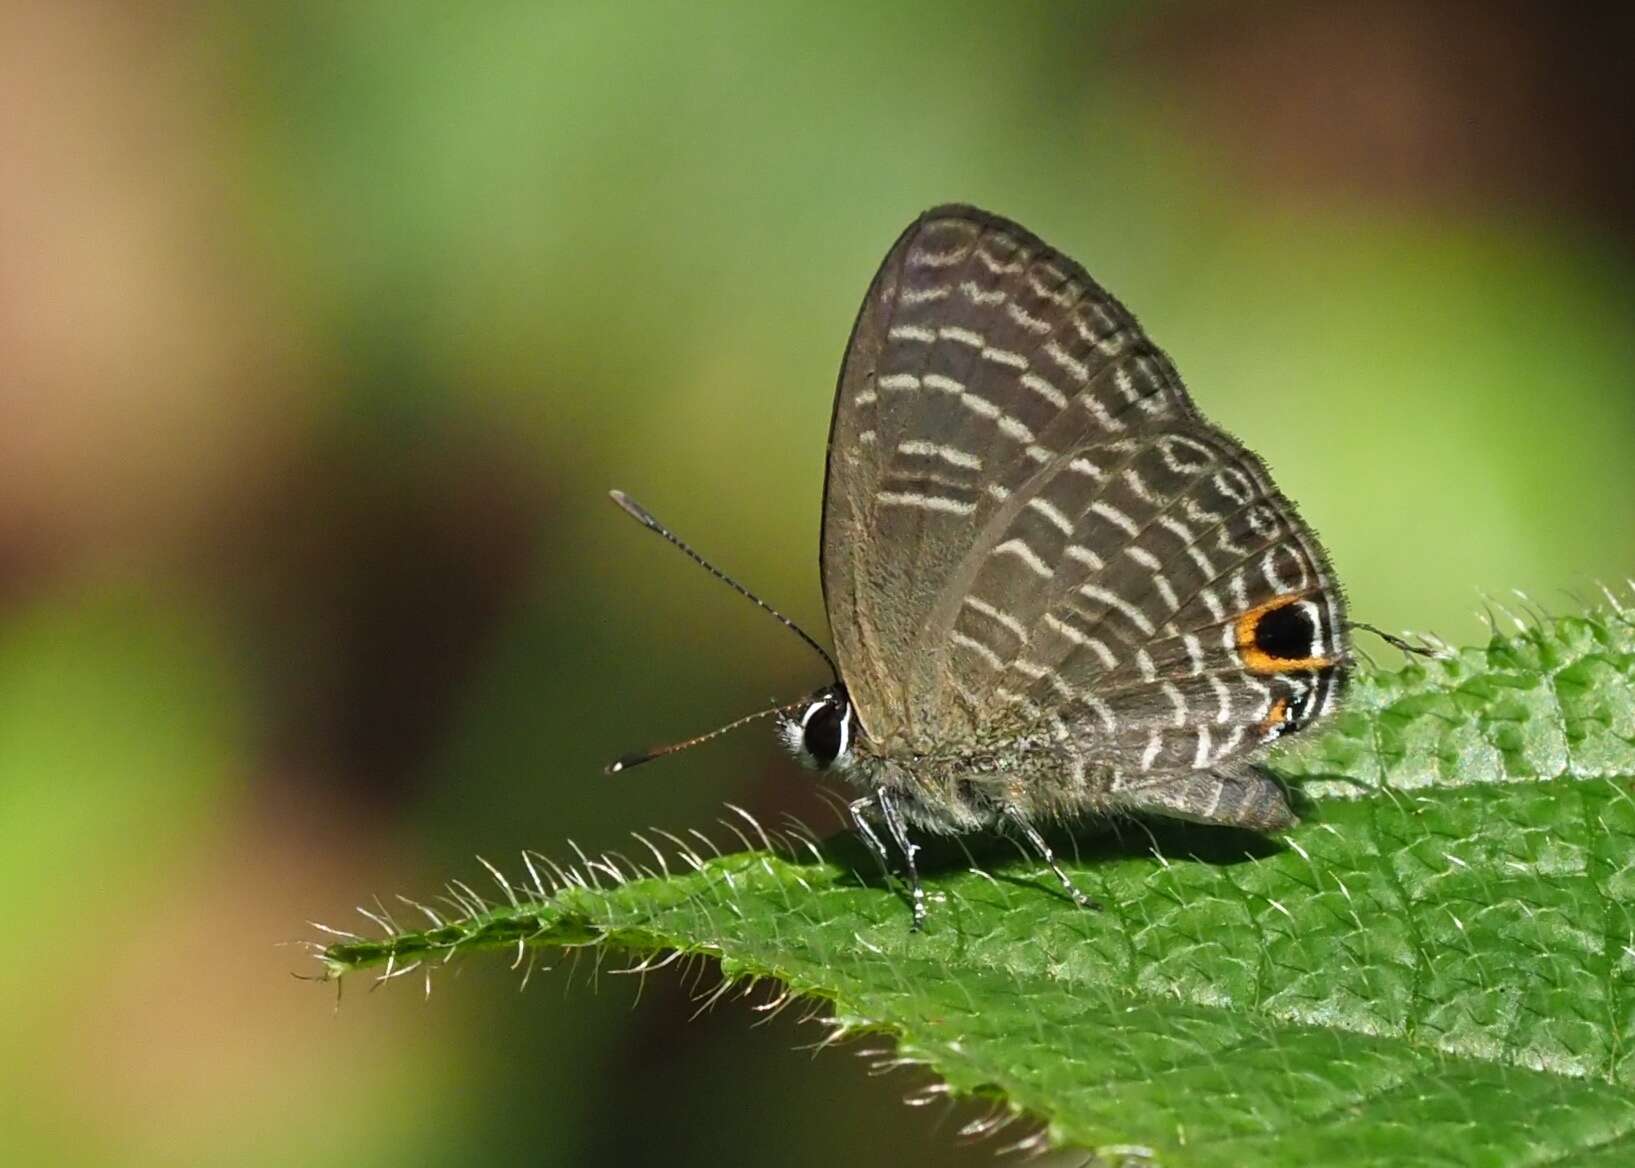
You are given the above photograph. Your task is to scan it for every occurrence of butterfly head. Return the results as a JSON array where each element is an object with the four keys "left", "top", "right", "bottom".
[{"left": 778, "top": 684, "right": 854, "bottom": 771}]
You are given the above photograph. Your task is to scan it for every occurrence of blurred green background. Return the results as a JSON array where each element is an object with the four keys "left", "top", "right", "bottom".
[{"left": 3, "top": 3, "right": 1634, "bottom": 1165}]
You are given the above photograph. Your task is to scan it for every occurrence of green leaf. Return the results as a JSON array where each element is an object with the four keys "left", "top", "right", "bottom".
[{"left": 319, "top": 601, "right": 1635, "bottom": 1165}]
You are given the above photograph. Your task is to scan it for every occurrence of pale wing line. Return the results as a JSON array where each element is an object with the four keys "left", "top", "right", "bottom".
[
  {"left": 1095, "top": 482, "right": 1328, "bottom": 654},
  {"left": 832, "top": 211, "right": 1154, "bottom": 742},
  {"left": 1038, "top": 660, "right": 1281, "bottom": 723},
  {"left": 1223, "top": 437, "right": 1349, "bottom": 663},
  {"left": 869, "top": 217, "right": 1025, "bottom": 739},
  {"left": 849, "top": 222, "right": 1343, "bottom": 775},
  {"left": 869, "top": 218, "right": 1058, "bottom": 721},
  {"left": 830, "top": 215, "right": 948, "bottom": 736},
  {"left": 1027, "top": 428, "right": 1323, "bottom": 675},
  {"left": 893, "top": 219, "right": 1192, "bottom": 526},
  {"left": 948, "top": 412, "right": 1198, "bottom": 699},
  {"left": 850, "top": 210, "right": 1206, "bottom": 742},
  {"left": 1016, "top": 471, "right": 1339, "bottom": 771},
  {"left": 920, "top": 423, "right": 1166, "bottom": 719},
  {"left": 973, "top": 428, "right": 1194, "bottom": 690}
]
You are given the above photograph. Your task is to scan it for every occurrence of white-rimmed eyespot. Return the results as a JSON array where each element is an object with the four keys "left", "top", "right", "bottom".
[{"left": 777, "top": 684, "right": 854, "bottom": 771}]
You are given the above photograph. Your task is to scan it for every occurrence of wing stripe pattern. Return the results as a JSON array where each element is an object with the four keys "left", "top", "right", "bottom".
[
  {"left": 821, "top": 206, "right": 1347, "bottom": 829},
  {"left": 824, "top": 206, "right": 1198, "bottom": 745}
]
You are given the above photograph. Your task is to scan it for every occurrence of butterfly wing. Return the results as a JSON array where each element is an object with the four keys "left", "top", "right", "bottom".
[
  {"left": 821, "top": 206, "right": 1196, "bottom": 749},
  {"left": 950, "top": 418, "right": 1349, "bottom": 825},
  {"left": 822, "top": 206, "right": 1348, "bottom": 829}
]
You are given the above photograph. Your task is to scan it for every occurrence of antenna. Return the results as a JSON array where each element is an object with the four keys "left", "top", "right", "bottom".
[
  {"left": 604, "top": 696, "right": 808, "bottom": 774},
  {"left": 608, "top": 490, "right": 839, "bottom": 678},
  {"left": 1350, "top": 621, "right": 1441, "bottom": 659}
]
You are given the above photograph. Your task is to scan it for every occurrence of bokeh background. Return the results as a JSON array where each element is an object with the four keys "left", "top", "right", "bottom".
[{"left": 4, "top": 3, "right": 1635, "bottom": 1165}]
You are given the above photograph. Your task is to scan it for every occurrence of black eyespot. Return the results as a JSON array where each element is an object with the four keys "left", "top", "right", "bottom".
[
  {"left": 1285, "top": 666, "right": 1343, "bottom": 735},
  {"left": 1286, "top": 684, "right": 1318, "bottom": 730},
  {"left": 802, "top": 702, "right": 845, "bottom": 767},
  {"left": 1254, "top": 602, "right": 1317, "bottom": 661}
]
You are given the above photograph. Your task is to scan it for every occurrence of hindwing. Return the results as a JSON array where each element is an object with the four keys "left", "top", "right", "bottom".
[{"left": 945, "top": 420, "right": 1348, "bottom": 818}]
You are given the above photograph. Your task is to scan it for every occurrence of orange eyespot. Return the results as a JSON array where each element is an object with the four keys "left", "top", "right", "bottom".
[
  {"left": 1257, "top": 695, "right": 1290, "bottom": 739},
  {"left": 1234, "top": 592, "right": 1334, "bottom": 676}
]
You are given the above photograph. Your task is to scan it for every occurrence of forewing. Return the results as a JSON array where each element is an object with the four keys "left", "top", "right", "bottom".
[{"left": 820, "top": 205, "right": 1195, "bottom": 748}]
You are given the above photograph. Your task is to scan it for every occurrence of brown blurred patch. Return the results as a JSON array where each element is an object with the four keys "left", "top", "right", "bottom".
[
  {"left": 218, "top": 421, "right": 554, "bottom": 806},
  {"left": 0, "top": 3, "right": 318, "bottom": 599},
  {"left": 1119, "top": 3, "right": 1635, "bottom": 233},
  {"left": 53, "top": 784, "right": 467, "bottom": 1164},
  {"left": 0, "top": 4, "right": 559, "bottom": 808}
]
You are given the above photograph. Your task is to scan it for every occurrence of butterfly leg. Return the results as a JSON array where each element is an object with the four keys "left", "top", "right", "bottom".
[
  {"left": 847, "top": 795, "right": 893, "bottom": 875},
  {"left": 1003, "top": 808, "right": 1100, "bottom": 911},
  {"left": 872, "top": 787, "right": 927, "bottom": 930}
]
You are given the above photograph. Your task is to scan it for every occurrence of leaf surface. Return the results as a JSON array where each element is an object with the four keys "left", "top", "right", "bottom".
[{"left": 322, "top": 605, "right": 1635, "bottom": 1165}]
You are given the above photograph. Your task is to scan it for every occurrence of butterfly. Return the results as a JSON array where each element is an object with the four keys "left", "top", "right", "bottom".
[{"left": 610, "top": 205, "right": 1350, "bottom": 927}]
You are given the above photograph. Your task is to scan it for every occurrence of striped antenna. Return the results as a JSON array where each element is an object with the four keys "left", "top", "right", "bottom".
[
  {"left": 604, "top": 696, "right": 809, "bottom": 774},
  {"left": 608, "top": 490, "right": 839, "bottom": 678}
]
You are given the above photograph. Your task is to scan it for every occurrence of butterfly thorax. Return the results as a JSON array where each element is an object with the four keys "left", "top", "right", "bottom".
[{"left": 781, "top": 684, "right": 1097, "bottom": 833}]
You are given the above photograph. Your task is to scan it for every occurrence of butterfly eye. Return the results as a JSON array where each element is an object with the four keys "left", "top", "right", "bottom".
[{"left": 800, "top": 698, "right": 850, "bottom": 768}]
